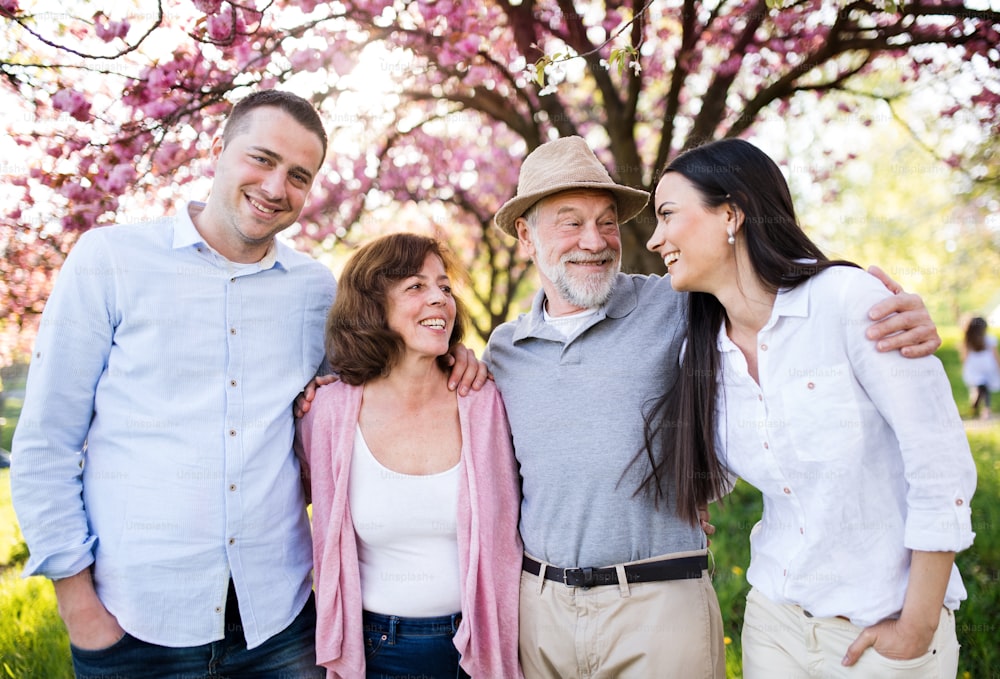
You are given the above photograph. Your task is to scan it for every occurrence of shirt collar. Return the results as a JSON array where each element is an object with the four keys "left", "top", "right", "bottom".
[
  {"left": 512, "top": 273, "right": 636, "bottom": 343},
  {"left": 716, "top": 276, "right": 814, "bottom": 352},
  {"left": 173, "top": 201, "right": 285, "bottom": 272}
]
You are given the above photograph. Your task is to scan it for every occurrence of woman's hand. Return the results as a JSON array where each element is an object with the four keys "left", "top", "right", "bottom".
[
  {"left": 843, "top": 550, "right": 953, "bottom": 666},
  {"left": 842, "top": 615, "right": 936, "bottom": 666}
]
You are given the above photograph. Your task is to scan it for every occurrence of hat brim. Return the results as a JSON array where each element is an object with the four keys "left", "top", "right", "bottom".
[{"left": 494, "top": 182, "right": 650, "bottom": 237}]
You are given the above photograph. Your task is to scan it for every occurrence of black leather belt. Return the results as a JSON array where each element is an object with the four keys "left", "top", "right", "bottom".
[{"left": 522, "top": 554, "right": 707, "bottom": 588}]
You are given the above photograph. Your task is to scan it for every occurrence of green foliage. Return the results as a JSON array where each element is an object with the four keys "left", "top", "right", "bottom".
[
  {"left": 1, "top": 470, "right": 71, "bottom": 677},
  {"left": 0, "top": 569, "right": 71, "bottom": 679},
  {"left": 955, "top": 428, "right": 1000, "bottom": 675},
  {"left": 710, "top": 479, "right": 760, "bottom": 672}
]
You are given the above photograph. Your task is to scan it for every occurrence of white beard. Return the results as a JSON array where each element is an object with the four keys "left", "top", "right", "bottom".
[{"left": 535, "top": 248, "right": 620, "bottom": 310}]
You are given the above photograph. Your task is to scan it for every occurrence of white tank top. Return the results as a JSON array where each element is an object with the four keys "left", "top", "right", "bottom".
[{"left": 349, "top": 425, "right": 462, "bottom": 617}]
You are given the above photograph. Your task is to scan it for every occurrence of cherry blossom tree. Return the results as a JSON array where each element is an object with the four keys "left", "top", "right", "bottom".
[{"left": 1, "top": 0, "right": 998, "bottom": 354}]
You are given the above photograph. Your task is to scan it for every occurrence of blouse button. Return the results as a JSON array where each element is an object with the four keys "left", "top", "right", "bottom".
[
  {"left": 783, "top": 487, "right": 791, "bottom": 495},
  {"left": 763, "top": 442, "right": 769, "bottom": 449},
  {"left": 807, "top": 382, "right": 815, "bottom": 390},
  {"left": 955, "top": 498, "right": 964, "bottom": 506},
  {"left": 760, "top": 344, "right": 768, "bottom": 351}
]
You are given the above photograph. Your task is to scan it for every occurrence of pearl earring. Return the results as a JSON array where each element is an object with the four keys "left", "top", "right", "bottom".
[{"left": 727, "top": 231, "right": 735, "bottom": 245}]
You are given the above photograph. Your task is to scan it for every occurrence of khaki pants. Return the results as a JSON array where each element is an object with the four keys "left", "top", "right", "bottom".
[
  {"left": 742, "top": 587, "right": 960, "bottom": 679},
  {"left": 518, "top": 550, "right": 725, "bottom": 679}
]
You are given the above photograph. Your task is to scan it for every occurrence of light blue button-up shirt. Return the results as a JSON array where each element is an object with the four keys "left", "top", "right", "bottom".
[{"left": 11, "top": 203, "right": 336, "bottom": 648}]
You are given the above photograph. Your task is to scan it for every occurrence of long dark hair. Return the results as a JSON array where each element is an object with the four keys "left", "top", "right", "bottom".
[{"left": 638, "top": 138, "right": 859, "bottom": 524}]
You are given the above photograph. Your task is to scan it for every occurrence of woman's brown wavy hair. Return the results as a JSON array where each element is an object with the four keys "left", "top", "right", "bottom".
[{"left": 326, "top": 233, "right": 468, "bottom": 385}]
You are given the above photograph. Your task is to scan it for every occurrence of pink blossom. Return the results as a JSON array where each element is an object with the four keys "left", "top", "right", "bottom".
[
  {"left": 147, "top": 64, "right": 178, "bottom": 90},
  {"left": 141, "top": 98, "right": 180, "bottom": 119},
  {"left": 94, "top": 13, "right": 130, "bottom": 41},
  {"left": 0, "top": 0, "right": 19, "bottom": 14},
  {"left": 454, "top": 35, "right": 481, "bottom": 56},
  {"left": 207, "top": 13, "right": 234, "bottom": 42},
  {"left": 97, "top": 164, "right": 137, "bottom": 194},
  {"left": 51, "top": 89, "right": 91, "bottom": 122},
  {"left": 718, "top": 55, "right": 743, "bottom": 77},
  {"left": 192, "top": 0, "right": 223, "bottom": 14},
  {"left": 329, "top": 50, "right": 358, "bottom": 76},
  {"left": 602, "top": 9, "right": 622, "bottom": 36}
]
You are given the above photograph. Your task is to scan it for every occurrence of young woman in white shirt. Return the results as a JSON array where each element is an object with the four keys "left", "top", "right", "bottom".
[{"left": 641, "top": 138, "right": 976, "bottom": 678}]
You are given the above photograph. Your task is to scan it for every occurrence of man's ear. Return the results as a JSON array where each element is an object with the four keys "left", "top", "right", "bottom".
[
  {"left": 209, "top": 135, "right": 225, "bottom": 162},
  {"left": 515, "top": 218, "right": 535, "bottom": 259}
]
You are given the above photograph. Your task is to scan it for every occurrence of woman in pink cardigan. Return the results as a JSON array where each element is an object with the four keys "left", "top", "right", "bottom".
[{"left": 296, "top": 233, "right": 523, "bottom": 679}]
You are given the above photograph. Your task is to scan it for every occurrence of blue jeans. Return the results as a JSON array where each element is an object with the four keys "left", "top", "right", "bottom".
[
  {"left": 363, "top": 610, "right": 469, "bottom": 679},
  {"left": 71, "top": 589, "right": 323, "bottom": 679}
]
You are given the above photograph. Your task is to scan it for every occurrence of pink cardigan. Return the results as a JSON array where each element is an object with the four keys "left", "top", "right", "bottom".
[{"left": 296, "top": 381, "right": 523, "bottom": 679}]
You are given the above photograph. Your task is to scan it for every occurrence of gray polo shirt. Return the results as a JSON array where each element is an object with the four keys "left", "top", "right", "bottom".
[{"left": 485, "top": 273, "right": 704, "bottom": 568}]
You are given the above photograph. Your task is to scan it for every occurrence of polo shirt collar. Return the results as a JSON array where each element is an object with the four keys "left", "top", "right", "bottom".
[{"left": 512, "top": 273, "right": 637, "bottom": 343}]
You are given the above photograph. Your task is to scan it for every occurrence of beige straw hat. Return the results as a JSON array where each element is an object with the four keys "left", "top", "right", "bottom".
[{"left": 494, "top": 136, "right": 650, "bottom": 236}]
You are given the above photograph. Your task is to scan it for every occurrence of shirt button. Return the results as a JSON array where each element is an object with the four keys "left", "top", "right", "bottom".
[
  {"left": 800, "top": 527, "right": 804, "bottom": 534},
  {"left": 763, "top": 442, "right": 769, "bottom": 449},
  {"left": 229, "top": 429, "right": 237, "bottom": 437},
  {"left": 229, "top": 484, "right": 237, "bottom": 491},
  {"left": 760, "top": 344, "right": 768, "bottom": 351},
  {"left": 807, "top": 382, "right": 815, "bottom": 390},
  {"left": 758, "top": 394, "right": 763, "bottom": 401},
  {"left": 230, "top": 328, "right": 237, "bottom": 335},
  {"left": 229, "top": 380, "right": 237, "bottom": 387},
  {"left": 956, "top": 498, "right": 964, "bottom": 506},
  {"left": 783, "top": 487, "right": 791, "bottom": 495},
  {"left": 230, "top": 277, "right": 236, "bottom": 283},
  {"left": 215, "top": 606, "right": 222, "bottom": 613},
  {"left": 228, "top": 538, "right": 235, "bottom": 545}
]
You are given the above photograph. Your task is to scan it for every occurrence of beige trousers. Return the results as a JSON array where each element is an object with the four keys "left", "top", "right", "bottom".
[
  {"left": 742, "top": 587, "right": 960, "bottom": 679},
  {"left": 518, "top": 550, "right": 725, "bottom": 679}
]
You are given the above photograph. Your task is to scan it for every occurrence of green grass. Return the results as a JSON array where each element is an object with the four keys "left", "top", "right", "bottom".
[
  {"left": 0, "top": 330, "right": 997, "bottom": 677},
  {"left": 0, "top": 566, "right": 72, "bottom": 679},
  {"left": 0, "top": 468, "right": 72, "bottom": 678}
]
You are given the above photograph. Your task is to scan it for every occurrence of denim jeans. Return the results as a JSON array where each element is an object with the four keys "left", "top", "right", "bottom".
[
  {"left": 71, "top": 588, "right": 324, "bottom": 679},
  {"left": 362, "top": 610, "right": 469, "bottom": 679}
]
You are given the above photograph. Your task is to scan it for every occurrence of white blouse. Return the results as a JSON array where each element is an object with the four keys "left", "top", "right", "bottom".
[{"left": 714, "top": 266, "right": 976, "bottom": 627}]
